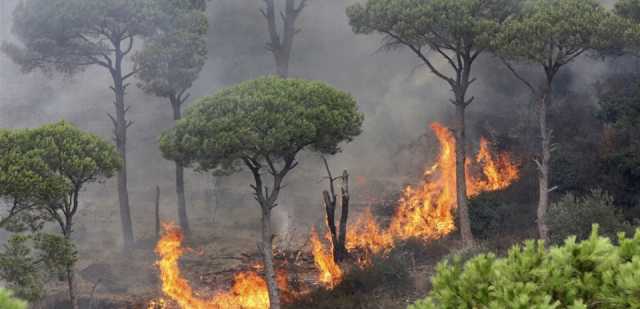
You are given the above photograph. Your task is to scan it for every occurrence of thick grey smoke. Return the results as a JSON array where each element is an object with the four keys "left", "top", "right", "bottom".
[{"left": 0, "top": 0, "right": 616, "bottom": 254}]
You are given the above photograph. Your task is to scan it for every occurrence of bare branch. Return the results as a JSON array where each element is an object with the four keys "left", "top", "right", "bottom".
[{"left": 499, "top": 56, "right": 537, "bottom": 95}]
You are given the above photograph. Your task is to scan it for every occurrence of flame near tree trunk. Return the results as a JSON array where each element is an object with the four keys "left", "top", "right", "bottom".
[
  {"left": 152, "top": 223, "right": 287, "bottom": 309},
  {"left": 313, "top": 122, "right": 520, "bottom": 286},
  {"left": 151, "top": 122, "right": 520, "bottom": 308}
]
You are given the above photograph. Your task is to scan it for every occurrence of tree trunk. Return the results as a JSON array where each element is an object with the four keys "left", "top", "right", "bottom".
[
  {"left": 63, "top": 221, "right": 77, "bottom": 309},
  {"left": 263, "top": 0, "right": 305, "bottom": 78},
  {"left": 112, "top": 73, "right": 134, "bottom": 250},
  {"left": 322, "top": 190, "right": 339, "bottom": 261},
  {"left": 537, "top": 91, "right": 551, "bottom": 241},
  {"left": 336, "top": 170, "right": 349, "bottom": 262},
  {"left": 155, "top": 185, "right": 161, "bottom": 240},
  {"left": 260, "top": 207, "right": 281, "bottom": 309},
  {"left": 454, "top": 103, "right": 474, "bottom": 247},
  {"left": 170, "top": 98, "right": 190, "bottom": 236}
]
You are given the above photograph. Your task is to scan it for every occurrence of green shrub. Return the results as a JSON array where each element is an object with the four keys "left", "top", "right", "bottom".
[
  {"left": 0, "top": 289, "right": 27, "bottom": 309},
  {"left": 409, "top": 226, "right": 640, "bottom": 309},
  {"left": 547, "top": 189, "right": 632, "bottom": 244},
  {"left": 469, "top": 191, "right": 536, "bottom": 240}
]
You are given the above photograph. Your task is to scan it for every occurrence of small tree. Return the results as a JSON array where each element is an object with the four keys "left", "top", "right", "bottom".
[
  {"left": 0, "top": 121, "right": 120, "bottom": 309},
  {"left": 135, "top": 0, "right": 208, "bottom": 235},
  {"left": 2, "top": 0, "right": 160, "bottom": 248},
  {"left": 492, "top": 0, "right": 620, "bottom": 241},
  {"left": 346, "top": 0, "right": 517, "bottom": 246},
  {"left": 160, "top": 76, "right": 363, "bottom": 308},
  {"left": 0, "top": 288, "right": 27, "bottom": 309}
]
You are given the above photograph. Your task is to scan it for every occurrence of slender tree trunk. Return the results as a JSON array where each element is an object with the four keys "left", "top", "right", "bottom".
[
  {"left": 171, "top": 100, "right": 190, "bottom": 236},
  {"left": 336, "top": 170, "right": 349, "bottom": 261},
  {"left": 454, "top": 102, "right": 474, "bottom": 247},
  {"left": 63, "top": 220, "right": 77, "bottom": 309},
  {"left": 261, "top": 207, "right": 280, "bottom": 309},
  {"left": 537, "top": 89, "right": 552, "bottom": 241},
  {"left": 112, "top": 69, "right": 134, "bottom": 249}
]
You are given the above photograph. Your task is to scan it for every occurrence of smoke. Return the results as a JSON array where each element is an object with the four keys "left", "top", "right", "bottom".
[{"left": 0, "top": 0, "right": 618, "bottom": 257}]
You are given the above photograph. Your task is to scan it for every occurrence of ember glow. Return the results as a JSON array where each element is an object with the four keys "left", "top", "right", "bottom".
[{"left": 152, "top": 223, "right": 280, "bottom": 309}]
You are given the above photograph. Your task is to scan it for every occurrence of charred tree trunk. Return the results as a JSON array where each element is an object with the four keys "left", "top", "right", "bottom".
[
  {"left": 262, "top": 0, "right": 307, "bottom": 78},
  {"left": 537, "top": 83, "right": 552, "bottom": 242},
  {"left": 109, "top": 44, "right": 134, "bottom": 250},
  {"left": 155, "top": 185, "right": 161, "bottom": 240},
  {"left": 322, "top": 190, "right": 339, "bottom": 259},
  {"left": 170, "top": 96, "right": 190, "bottom": 236},
  {"left": 336, "top": 170, "right": 349, "bottom": 262}
]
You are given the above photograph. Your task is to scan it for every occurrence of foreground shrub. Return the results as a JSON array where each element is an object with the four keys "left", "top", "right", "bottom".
[
  {"left": 0, "top": 289, "right": 27, "bottom": 309},
  {"left": 410, "top": 226, "right": 640, "bottom": 309},
  {"left": 547, "top": 189, "right": 631, "bottom": 244}
]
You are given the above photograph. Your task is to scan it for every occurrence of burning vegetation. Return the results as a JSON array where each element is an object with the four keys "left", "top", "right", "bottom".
[{"left": 148, "top": 122, "right": 520, "bottom": 308}]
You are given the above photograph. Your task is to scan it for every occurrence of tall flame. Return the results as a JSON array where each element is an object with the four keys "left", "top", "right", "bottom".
[
  {"left": 309, "top": 228, "right": 343, "bottom": 288},
  {"left": 336, "top": 123, "right": 520, "bottom": 260},
  {"left": 151, "top": 122, "right": 521, "bottom": 308},
  {"left": 153, "top": 223, "right": 285, "bottom": 309}
]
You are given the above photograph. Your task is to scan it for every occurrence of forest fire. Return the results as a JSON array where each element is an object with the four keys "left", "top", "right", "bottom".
[
  {"left": 150, "top": 123, "right": 520, "bottom": 308},
  {"left": 309, "top": 228, "right": 343, "bottom": 288},
  {"left": 150, "top": 223, "right": 282, "bottom": 309},
  {"left": 341, "top": 122, "right": 520, "bottom": 256}
]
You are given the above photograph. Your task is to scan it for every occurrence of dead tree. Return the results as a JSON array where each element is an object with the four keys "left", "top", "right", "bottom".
[
  {"left": 321, "top": 157, "right": 349, "bottom": 262},
  {"left": 260, "top": 0, "right": 308, "bottom": 77}
]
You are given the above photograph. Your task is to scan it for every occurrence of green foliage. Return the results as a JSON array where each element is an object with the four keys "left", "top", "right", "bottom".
[
  {"left": 409, "top": 226, "right": 640, "bottom": 308},
  {"left": 546, "top": 190, "right": 632, "bottom": 245},
  {"left": 2, "top": 0, "right": 159, "bottom": 74},
  {"left": 0, "top": 235, "right": 43, "bottom": 301},
  {"left": 0, "top": 289, "right": 27, "bottom": 309},
  {"left": 160, "top": 76, "right": 364, "bottom": 171},
  {"left": 493, "top": 0, "right": 621, "bottom": 66},
  {"left": 469, "top": 193, "right": 512, "bottom": 240},
  {"left": 0, "top": 234, "right": 76, "bottom": 302},
  {"left": 135, "top": 0, "right": 208, "bottom": 100},
  {"left": 347, "top": 0, "right": 516, "bottom": 52},
  {"left": 0, "top": 121, "right": 120, "bottom": 231}
]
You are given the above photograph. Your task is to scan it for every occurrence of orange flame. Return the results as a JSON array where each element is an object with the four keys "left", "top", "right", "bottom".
[
  {"left": 310, "top": 228, "right": 343, "bottom": 288},
  {"left": 153, "top": 223, "right": 286, "bottom": 309},
  {"left": 320, "top": 122, "right": 520, "bottom": 267}
]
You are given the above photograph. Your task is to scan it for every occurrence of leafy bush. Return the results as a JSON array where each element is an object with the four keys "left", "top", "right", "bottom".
[
  {"left": 0, "top": 288, "right": 27, "bottom": 309},
  {"left": 0, "top": 234, "right": 76, "bottom": 302},
  {"left": 547, "top": 189, "right": 632, "bottom": 244},
  {"left": 410, "top": 226, "right": 640, "bottom": 308},
  {"left": 469, "top": 191, "right": 536, "bottom": 241}
]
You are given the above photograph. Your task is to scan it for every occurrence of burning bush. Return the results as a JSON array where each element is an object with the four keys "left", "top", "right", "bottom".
[{"left": 410, "top": 226, "right": 640, "bottom": 308}]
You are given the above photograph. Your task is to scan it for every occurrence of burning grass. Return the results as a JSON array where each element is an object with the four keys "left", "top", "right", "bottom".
[{"left": 148, "top": 122, "right": 521, "bottom": 309}]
